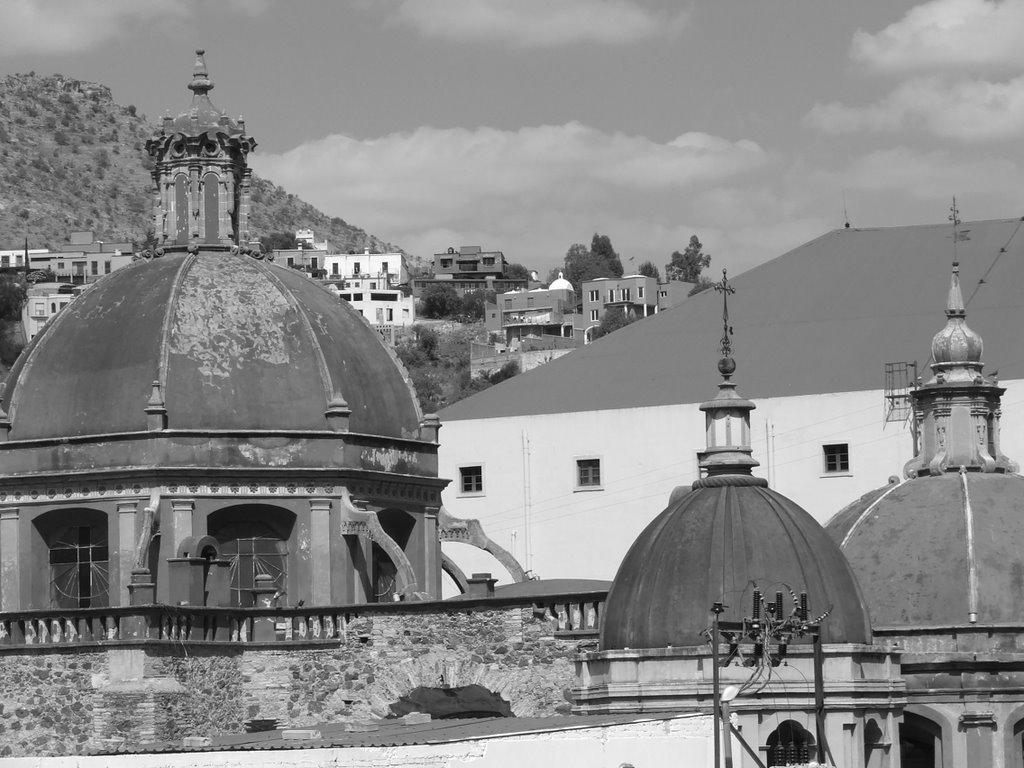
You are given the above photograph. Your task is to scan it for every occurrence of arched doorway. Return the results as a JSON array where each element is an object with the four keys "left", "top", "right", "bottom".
[
  {"left": 900, "top": 712, "right": 942, "bottom": 768},
  {"left": 208, "top": 505, "right": 295, "bottom": 607},
  {"left": 34, "top": 509, "right": 110, "bottom": 609},
  {"left": 766, "top": 720, "right": 816, "bottom": 767}
]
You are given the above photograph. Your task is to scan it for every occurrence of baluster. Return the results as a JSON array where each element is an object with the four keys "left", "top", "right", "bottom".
[
  {"left": 297, "top": 617, "right": 308, "bottom": 640},
  {"left": 571, "top": 603, "right": 582, "bottom": 631},
  {"left": 25, "top": 620, "right": 36, "bottom": 644},
  {"left": 284, "top": 617, "right": 293, "bottom": 641},
  {"left": 239, "top": 617, "right": 249, "bottom": 643},
  {"left": 556, "top": 604, "right": 568, "bottom": 632},
  {"left": 324, "top": 615, "right": 335, "bottom": 639},
  {"left": 37, "top": 619, "right": 49, "bottom": 644},
  {"left": 311, "top": 616, "right": 322, "bottom": 639},
  {"left": 50, "top": 618, "right": 62, "bottom": 643},
  {"left": 230, "top": 617, "right": 240, "bottom": 642},
  {"left": 0, "top": 619, "right": 8, "bottom": 642},
  {"left": 105, "top": 615, "right": 117, "bottom": 640},
  {"left": 66, "top": 618, "right": 78, "bottom": 643},
  {"left": 585, "top": 603, "right": 597, "bottom": 629}
]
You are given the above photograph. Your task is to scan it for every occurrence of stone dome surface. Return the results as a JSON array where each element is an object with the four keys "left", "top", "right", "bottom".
[
  {"left": 601, "top": 481, "right": 872, "bottom": 650},
  {"left": 827, "top": 473, "right": 1024, "bottom": 627},
  {"left": 3, "top": 251, "right": 422, "bottom": 441}
]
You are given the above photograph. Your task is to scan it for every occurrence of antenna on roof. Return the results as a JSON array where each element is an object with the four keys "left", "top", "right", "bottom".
[{"left": 842, "top": 191, "right": 850, "bottom": 229}]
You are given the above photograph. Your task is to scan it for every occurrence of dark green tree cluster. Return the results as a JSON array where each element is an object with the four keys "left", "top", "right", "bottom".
[
  {"left": 394, "top": 324, "right": 518, "bottom": 411},
  {"left": 548, "top": 233, "right": 624, "bottom": 290},
  {"left": 591, "top": 306, "right": 638, "bottom": 340},
  {"left": 419, "top": 285, "right": 497, "bottom": 322},
  {"left": 666, "top": 235, "right": 713, "bottom": 294},
  {"left": 0, "top": 275, "right": 27, "bottom": 365}
]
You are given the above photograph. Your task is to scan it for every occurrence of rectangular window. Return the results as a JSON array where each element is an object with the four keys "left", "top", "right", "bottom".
[
  {"left": 459, "top": 465, "right": 484, "bottom": 494},
  {"left": 608, "top": 290, "right": 614, "bottom": 302},
  {"left": 589, "top": 290, "right": 599, "bottom": 302},
  {"left": 352, "top": 293, "right": 364, "bottom": 301},
  {"left": 104, "top": 260, "right": 111, "bottom": 274},
  {"left": 386, "top": 308, "right": 393, "bottom": 322},
  {"left": 353, "top": 262, "right": 361, "bottom": 275},
  {"left": 590, "top": 309, "right": 599, "bottom": 321},
  {"left": 823, "top": 444, "right": 850, "bottom": 473},
  {"left": 623, "top": 288, "right": 631, "bottom": 301},
  {"left": 638, "top": 286, "right": 644, "bottom": 298},
  {"left": 527, "top": 297, "right": 534, "bottom": 307},
  {"left": 577, "top": 458, "right": 602, "bottom": 489},
  {"left": 331, "top": 264, "right": 340, "bottom": 276},
  {"left": 382, "top": 261, "right": 389, "bottom": 275},
  {"left": 504, "top": 299, "right": 512, "bottom": 307},
  {"left": 441, "top": 259, "right": 452, "bottom": 268},
  {"left": 287, "top": 257, "right": 295, "bottom": 267}
]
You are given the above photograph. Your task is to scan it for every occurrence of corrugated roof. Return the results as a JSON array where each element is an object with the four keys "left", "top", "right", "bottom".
[{"left": 440, "top": 219, "right": 1024, "bottom": 421}]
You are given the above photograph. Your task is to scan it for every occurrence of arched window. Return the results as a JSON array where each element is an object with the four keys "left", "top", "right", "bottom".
[
  {"left": 900, "top": 712, "right": 942, "bottom": 768},
  {"left": 174, "top": 173, "right": 189, "bottom": 245},
  {"left": 372, "top": 509, "right": 416, "bottom": 602},
  {"left": 766, "top": 720, "right": 816, "bottom": 767},
  {"left": 203, "top": 172, "right": 220, "bottom": 243},
  {"left": 39, "top": 512, "right": 110, "bottom": 609},
  {"left": 208, "top": 505, "right": 294, "bottom": 607}
]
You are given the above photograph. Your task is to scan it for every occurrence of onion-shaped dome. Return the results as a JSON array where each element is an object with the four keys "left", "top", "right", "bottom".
[
  {"left": 930, "top": 261, "right": 983, "bottom": 378},
  {"left": 602, "top": 480, "right": 872, "bottom": 649},
  {"left": 548, "top": 272, "right": 573, "bottom": 291},
  {"left": 1, "top": 251, "right": 422, "bottom": 443},
  {"left": 828, "top": 472, "right": 1024, "bottom": 626}
]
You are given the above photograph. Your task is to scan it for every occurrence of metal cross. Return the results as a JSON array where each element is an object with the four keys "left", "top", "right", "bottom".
[{"left": 713, "top": 268, "right": 735, "bottom": 358}]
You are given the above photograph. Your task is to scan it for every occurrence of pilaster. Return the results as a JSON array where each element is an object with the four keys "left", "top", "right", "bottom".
[
  {"left": 0, "top": 507, "right": 19, "bottom": 611},
  {"left": 116, "top": 500, "right": 138, "bottom": 607}
]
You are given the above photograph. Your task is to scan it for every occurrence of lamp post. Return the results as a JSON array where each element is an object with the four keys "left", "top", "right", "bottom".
[{"left": 720, "top": 685, "right": 740, "bottom": 768}]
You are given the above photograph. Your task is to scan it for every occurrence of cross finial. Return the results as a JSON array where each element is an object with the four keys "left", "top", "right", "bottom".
[
  {"left": 713, "top": 268, "right": 735, "bottom": 359},
  {"left": 948, "top": 196, "right": 961, "bottom": 228}
]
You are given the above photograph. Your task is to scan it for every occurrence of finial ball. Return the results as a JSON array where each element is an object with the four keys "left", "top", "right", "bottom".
[{"left": 718, "top": 357, "right": 736, "bottom": 376}]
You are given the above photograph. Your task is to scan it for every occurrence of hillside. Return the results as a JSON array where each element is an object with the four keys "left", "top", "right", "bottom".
[{"left": 0, "top": 72, "right": 400, "bottom": 253}]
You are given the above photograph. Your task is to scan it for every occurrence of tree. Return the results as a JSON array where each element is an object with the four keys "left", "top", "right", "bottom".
[
  {"left": 0, "top": 277, "right": 26, "bottom": 320},
  {"left": 262, "top": 231, "right": 298, "bottom": 251},
  {"left": 460, "top": 289, "right": 495, "bottom": 322},
  {"left": 420, "top": 283, "right": 461, "bottom": 319},
  {"left": 666, "top": 235, "right": 710, "bottom": 284},
  {"left": 591, "top": 233, "right": 624, "bottom": 278},
  {"left": 637, "top": 260, "right": 660, "bottom": 280},
  {"left": 591, "top": 307, "right": 636, "bottom": 339},
  {"left": 556, "top": 242, "right": 617, "bottom": 292},
  {"left": 504, "top": 262, "right": 531, "bottom": 281}
]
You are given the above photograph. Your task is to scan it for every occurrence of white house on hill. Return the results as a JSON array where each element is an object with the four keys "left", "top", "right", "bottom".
[{"left": 437, "top": 218, "right": 1024, "bottom": 582}]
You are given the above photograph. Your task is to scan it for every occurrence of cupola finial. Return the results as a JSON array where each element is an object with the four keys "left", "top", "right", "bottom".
[
  {"left": 694, "top": 270, "right": 765, "bottom": 486},
  {"left": 188, "top": 48, "right": 213, "bottom": 97}
]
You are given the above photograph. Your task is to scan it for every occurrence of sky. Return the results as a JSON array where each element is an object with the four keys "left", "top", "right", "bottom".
[{"left": 3, "top": 0, "right": 1024, "bottom": 276}]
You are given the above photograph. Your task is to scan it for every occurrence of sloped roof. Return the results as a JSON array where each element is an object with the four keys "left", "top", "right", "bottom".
[{"left": 440, "top": 218, "right": 1024, "bottom": 421}]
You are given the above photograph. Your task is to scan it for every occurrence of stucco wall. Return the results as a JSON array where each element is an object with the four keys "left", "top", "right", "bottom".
[
  {"left": 0, "top": 603, "right": 591, "bottom": 757},
  {"left": 439, "top": 382, "right": 1024, "bottom": 581}
]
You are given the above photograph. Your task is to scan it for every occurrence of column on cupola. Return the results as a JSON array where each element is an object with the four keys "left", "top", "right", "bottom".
[{"left": 904, "top": 261, "right": 1018, "bottom": 478}]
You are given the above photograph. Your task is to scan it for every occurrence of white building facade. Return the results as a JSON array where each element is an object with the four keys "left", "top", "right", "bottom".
[
  {"left": 437, "top": 219, "right": 1024, "bottom": 583},
  {"left": 325, "top": 251, "right": 408, "bottom": 287}
]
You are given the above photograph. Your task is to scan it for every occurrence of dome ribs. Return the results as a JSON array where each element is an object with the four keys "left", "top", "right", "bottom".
[
  {"left": 251, "top": 258, "right": 337, "bottom": 422},
  {"left": 154, "top": 252, "right": 198, "bottom": 427}
]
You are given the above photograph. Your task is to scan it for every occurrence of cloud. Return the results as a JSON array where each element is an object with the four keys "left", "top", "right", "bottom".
[
  {"left": 387, "top": 0, "right": 689, "bottom": 47},
  {"left": 851, "top": 0, "right": 1024, "bottom": 72},
  {"left": 806, "top": 75, "right": 1024, "bottom": 142},
  {"left": 251, "top": 122, "right": 772, "bottom": 269},
  {"left": 0, "top": 0, "right": 190, "bottom": 56}
]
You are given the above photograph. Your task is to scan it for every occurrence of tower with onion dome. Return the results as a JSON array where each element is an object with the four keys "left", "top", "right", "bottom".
[
  {"left": 828, "top": 246, "right": 1024, "bottom": 766},
  {"left": 146, "top": 49, "right": 257, "bottom": 249}
]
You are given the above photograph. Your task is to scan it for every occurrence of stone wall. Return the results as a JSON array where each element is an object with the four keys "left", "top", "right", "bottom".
[{"left": 0, "top": 602, "right": 596, "bottom": 757}]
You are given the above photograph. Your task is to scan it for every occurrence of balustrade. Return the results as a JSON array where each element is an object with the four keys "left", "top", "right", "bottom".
[{"left": 0, "top": 590, "right": 607, "bottom": 649}]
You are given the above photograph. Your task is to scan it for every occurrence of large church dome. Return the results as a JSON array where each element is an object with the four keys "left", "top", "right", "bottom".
[
  {"left": 602, "top": 280, "right": 871, "bottom": 650},
  {"left": 601, "top": 479, "right": 872, "bottom": 649},
  {"left": 827, "top": 261, "right": 1021, "bottom": 627},
  {"left": 3, "top": 251, "right": 421, "bottom": 442}
]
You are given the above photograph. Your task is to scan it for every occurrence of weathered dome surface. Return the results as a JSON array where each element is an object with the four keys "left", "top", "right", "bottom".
[
  {"left": 3, "top": 251, "right": 421, "bottom": 441},
  {"left": 827, "top": 473, "right": 1024, "bottom": 627},
  {"left": 601, "top": 483, "right": 872, "bottom": 650}
]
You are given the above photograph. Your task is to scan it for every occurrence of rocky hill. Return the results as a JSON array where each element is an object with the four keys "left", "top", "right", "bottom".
[{"left": 0, "top": 73, "right": 400, "bottom": 253}]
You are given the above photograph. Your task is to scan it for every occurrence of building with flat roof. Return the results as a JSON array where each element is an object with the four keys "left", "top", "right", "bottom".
[{"left": 412, "top": 245, "right": 528, "bottom": 298}]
